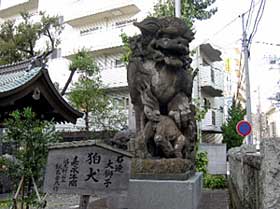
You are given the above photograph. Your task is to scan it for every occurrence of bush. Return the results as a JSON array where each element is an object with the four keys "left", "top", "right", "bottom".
[
  {"left": 1, "top": 107, "right": 60, "bottom": 208},
  {"left": 204, "top": 174, "right": 227, "bottom": 189},
  {"left": 195, "top": 151, "right": 208, "bottom": 175},
  {"left": 196, "top": 150, "right": 227, "bottom": 189}
]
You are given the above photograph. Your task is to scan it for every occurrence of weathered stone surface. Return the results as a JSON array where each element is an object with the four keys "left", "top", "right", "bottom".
[
  {"left": 260, "top": 138, "right": 280, "bottom": 209},
  {"left": 127, "top": 172, "right": 202, "bottom": 209},
  {"left": 108, "top": 130, "right": 136, "bottom": 150},
  {"left": 44, "top": 140, "right": 132, "bottom": 196},
  {"left": 88, "top": 198, "right": 108, "bottom": 209},
  {"left": 240, "top": 144, "right": 257, "bottom": 153},
  {"left": 228, "top": 145, "right": 262, "bottom": 209},
  {"left": 131, "top": 158, "right": 194, "bottom": 180},
  {"left": 126, "top": 16, "right": 197, "bottom": 177}
]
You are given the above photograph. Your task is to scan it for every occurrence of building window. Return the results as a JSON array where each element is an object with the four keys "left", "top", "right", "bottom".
[
  {"left": 58, "top": 16, "right": 64, "bottom": 25},
  {"left": 104, "top": 56, "right": 108, "bottom": 68},
  {"left": 212, "top": 111, "right": 216, "bottom": 125},
  {"left": 203, "top": 98, "right": 211, "bottom": 109},
  {"left": 114, "top": 18, "right": 137, "bottom": 28},
  {"left": 115, "top": 59, "right": 124, "bottom": 68},
  {"left": 210, "top": 67, "right": 215, "bottom": 83},
  {"left": 271, "top": 122, "right": 276, "bottom": 137},
  {"left": 80, "top": 26, "right": 102, "bottom": 36},
  {"left": 51, "top": 48, "right": 61, "bottom": 59}
]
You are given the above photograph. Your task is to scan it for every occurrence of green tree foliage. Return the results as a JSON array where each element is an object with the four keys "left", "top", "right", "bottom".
[
  {"left": 195, "top": 151, "right": 227, "bottom": 189},
  {"left": 120, "top": 33, "right": 131, "bottom": 65},
  {"left": 0, "top": 107, "right": 59, "bottom": 207},
  {"left": 193, "top": 98, "right": 209, "bottom": 122},
  {"left": 151, "top": 0, "right": 217, "bottom": 27},
  {"left": 204, "top": 174, "right": 227, "bottom": 189},
  {"left": 68, "top": 51, "right": 127, "bottom": 131},
  {"left": 61, "top": 49, "right": 97, "bottom": 95},
  {"left": 196, "top": 151, "right": 208, "bottom": 175},
  {"left": 0, "top": 12, "right": 63, "bottom": 65},
  {"left": 222, "top": 99, "right": 246, "bottom": 150}
]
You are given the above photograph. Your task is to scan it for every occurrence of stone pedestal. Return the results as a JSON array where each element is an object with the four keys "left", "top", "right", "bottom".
[
  {"left": 131, "top": 158, "right": 195, "bottom": 180},
  {"left": 127, "top": 172, "right": 202, "bottom": 209}
]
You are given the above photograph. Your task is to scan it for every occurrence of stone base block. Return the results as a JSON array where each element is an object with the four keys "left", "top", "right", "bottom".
[
  {"left": 127, "top": 172, "right": 202, "bottom": 209},
  {"left": 131, "top": 158, "right": 195, "bottom": 180}
]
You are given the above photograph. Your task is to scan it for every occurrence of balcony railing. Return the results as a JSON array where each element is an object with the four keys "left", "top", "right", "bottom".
[
  {"left": 200, "top": 65, "right": 223, "bottom": 97},
  {"left": 0, "top": 0, "right": 38, "bottom": 18},
  {"left": 62, "top": 24, "right": 139, "bottom": 57},
  {"left": 201, "top": 108, "right": 223, "bottom": 133},
  {"left": 100, "top": 66, "right": 127, "bottom": 89},
  {"left": 64, "top": 0, "right": 140, "bottom": 27}
]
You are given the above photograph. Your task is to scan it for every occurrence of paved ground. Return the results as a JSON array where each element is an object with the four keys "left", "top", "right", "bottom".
[
  {"left": 1, "top": 189, "right": 230, "bottom": 209},
  {"left": 197, "top": 189, "right": 230, "bottom": 209}
]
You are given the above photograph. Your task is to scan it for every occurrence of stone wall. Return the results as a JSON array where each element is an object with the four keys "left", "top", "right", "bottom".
[
  {"left": 261, "top": 138, "right": 280, "bottom": 209},
  {"left": 228, "top": 138, "right": 280, "bottom": 209},
  {"left": 228, "top": 145, "right": 262, "bottom": 209},
  {"left": 199, "top": 143, "right": 227, "bottom": 175}
]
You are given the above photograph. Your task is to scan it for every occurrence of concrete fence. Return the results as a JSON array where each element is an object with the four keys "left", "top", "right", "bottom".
[
  {"left": 199, "top": 143, "right": 227, "bottom": 175},
  {"left": 228, "top": 138, "right": 280, "bottom": 209}
]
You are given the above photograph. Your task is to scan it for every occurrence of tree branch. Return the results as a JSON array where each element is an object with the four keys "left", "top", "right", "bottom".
[
  {"left": 42, "top": 27, "right": 55, "bottom": 59},
  {"left": 61, "top": 69, "right": 76, "bottom": 96}
]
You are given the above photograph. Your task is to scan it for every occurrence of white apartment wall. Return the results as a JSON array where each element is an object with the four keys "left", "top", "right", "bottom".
[
  {"left": 192, "top": 93, "right": 224, "bottom": 134},
  {"left": 0, "top": 0, "right": 28, "bottom": 9},
  {"left": 62, "top": 14, "right": 140, "bottom": 57},
  {"left": 0, "top": 0, "right": 225, "bottom": 134},
  {"left": 191, "top": 48, "right": 225, "bottom": 135},
  {"left": 266, "top": 108, "right": 280, "bottom": 137}
]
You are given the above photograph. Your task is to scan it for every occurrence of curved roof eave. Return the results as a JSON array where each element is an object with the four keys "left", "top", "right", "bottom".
[
  {"left": 40, "top": 68, "right": 84, "bottom": 122},
  {"left": 0, "top": 64, "right": 83, "bottom": 124}
]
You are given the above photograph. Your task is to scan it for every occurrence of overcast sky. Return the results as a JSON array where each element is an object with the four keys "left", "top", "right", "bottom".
[{"left": 193, "top": 0, "right": 280, "bottom": 113}]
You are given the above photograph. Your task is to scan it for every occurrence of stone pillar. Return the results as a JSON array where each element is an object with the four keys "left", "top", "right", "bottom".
[{"left": 260, "top": 138, "right": 280, "bottom": 209}]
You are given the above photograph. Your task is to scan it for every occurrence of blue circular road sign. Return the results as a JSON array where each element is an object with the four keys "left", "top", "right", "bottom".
[{"left": 236, "top": 120, "right": 252, "bottom": 137}]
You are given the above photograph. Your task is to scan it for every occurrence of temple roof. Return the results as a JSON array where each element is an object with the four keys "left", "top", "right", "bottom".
[{"left": 0, "top": 58, "right": 83, "bottom": 124}]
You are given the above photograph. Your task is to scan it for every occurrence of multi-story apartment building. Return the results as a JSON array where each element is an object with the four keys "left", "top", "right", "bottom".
[
  {"left": 265, "top": 106, "right": 280, "bottom": 138},
  {"left": 0, "top": 0, "right": 225, "bottom": 142},
  {"left": 192, "top": 44, "right": 224, "bottom": 143}
]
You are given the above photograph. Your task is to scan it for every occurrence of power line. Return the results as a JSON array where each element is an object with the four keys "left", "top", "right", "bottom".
[
  {"left": 255, "top": 41, "right": 280, "bottom": 47},
  {"left": 245, "top": 0, "right": 255, "bottom": 31},
  {"left": 248, "top": 0, "right": 267, "bottom": 49},
  {"left": 193, "top": 0, "right": 263, "bottom": 49}
]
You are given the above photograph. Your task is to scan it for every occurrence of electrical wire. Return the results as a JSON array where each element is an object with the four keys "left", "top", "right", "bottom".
[
  {"left": 245, "top": 0, "right": 255, "bottom": 31},
  {"left": 255, "top": 41, "right": 280, "bottom": 47},
  {"left": 248, "top": 0, "right": 267, "bottom": 49},
  {"left": 193, "top": 0, "right": 263, "bottom": 50},
  {"left": 235, "top": 0, "right": 266, "bottom": 101}
]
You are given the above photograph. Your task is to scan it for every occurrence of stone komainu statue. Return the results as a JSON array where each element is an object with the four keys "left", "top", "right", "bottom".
[{"left": 127, "top": 17, "right": 197, "bottom": 162}]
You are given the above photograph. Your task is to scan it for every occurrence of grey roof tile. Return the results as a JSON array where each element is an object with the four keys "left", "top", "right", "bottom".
[{"left": 0, "top": 59, "right": 42, "bottom": 93}]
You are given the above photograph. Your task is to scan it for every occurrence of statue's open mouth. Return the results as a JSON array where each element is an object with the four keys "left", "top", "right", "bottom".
[{"left": 155, "top": 40, "right": 187, "bottom": 60}]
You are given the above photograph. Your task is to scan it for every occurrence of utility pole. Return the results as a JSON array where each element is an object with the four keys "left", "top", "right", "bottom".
[
  {"left": 241, "top": 14, "right": 253, "bottom": 144},
  {"left": 257, "top": 86, "right": 263, "bottom": 141},
  {"left": 175, "top": 0, "right": 181, "bottom": 18}
]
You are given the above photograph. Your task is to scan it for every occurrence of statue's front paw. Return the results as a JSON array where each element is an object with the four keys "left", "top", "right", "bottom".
[{"left": 169, "top": 110, "right": 181, "bottom": 128}]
